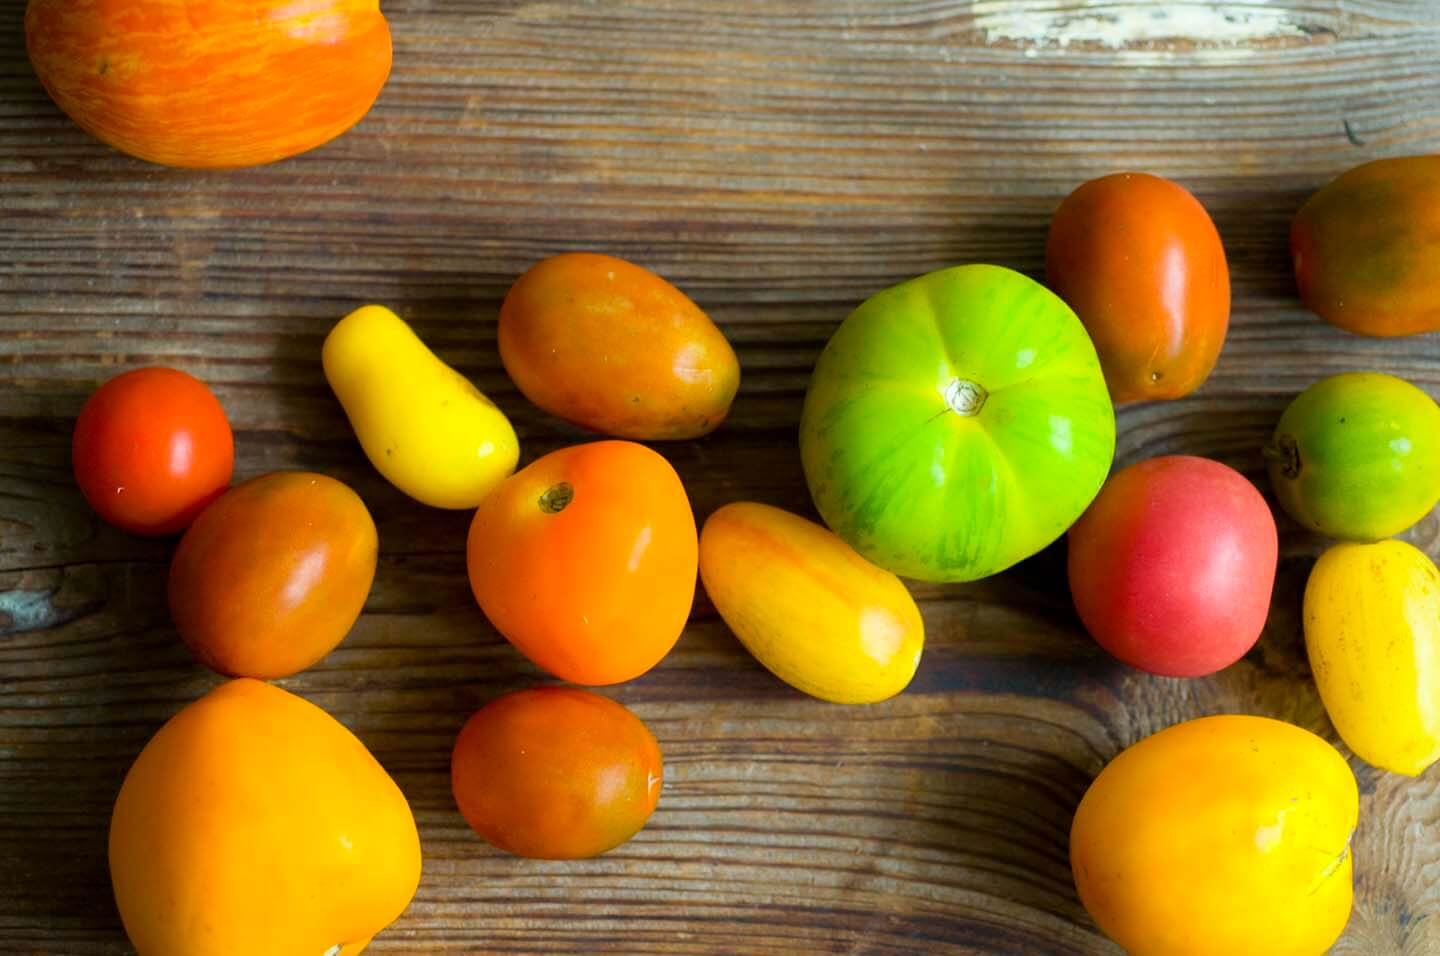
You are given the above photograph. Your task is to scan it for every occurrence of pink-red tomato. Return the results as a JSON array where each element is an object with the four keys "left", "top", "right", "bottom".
[
  {"left": 1046, "top": 173, "right": 1231, "bottom": 403},
  {"left": 451, "top": 687, "right": 662, "bottom": 859},
  {"left": 72, "top": 367, "right": 234, "bottom": 536},
  {"left": 1067, "top": 456, "right": 1278, "bottom": 677},
  {"left": 168, "top": 472, "right": 378, "bottom": 679}
]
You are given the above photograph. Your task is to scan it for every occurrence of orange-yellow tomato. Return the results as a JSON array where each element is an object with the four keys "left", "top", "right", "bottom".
[
  {"left": 451, "top": 687, "right": 663, "bottom": 859},
  {"left": 466, "top": 441, "right": 698, "bottom": 685},
  {"left": 109, "top": 679, "right": 421, "bottom": 956},
  {"left": 169, "top": 472, "right": 377, "bottom": 679},
  {"left": 498, "top": 253, "right": 740, "bottom": 440},
  {"left": 25, "top": 0, "right": 391, "bottom": 168},
  {"left": 699, "top": 501, "right": 924, "bottom": 703},
  {"left": 1046, "top": 172, "right": 1230, "bottom": 402},
  {"left": 1071, "top": 715, "right": 1358, "bottom": 956}
]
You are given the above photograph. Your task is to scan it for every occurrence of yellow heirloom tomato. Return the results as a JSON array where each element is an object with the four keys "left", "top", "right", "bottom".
[
  {"left": 1304, "top": 539, "right": 1440, "bottom": 775},
  {"left": 109, "top": 679, "right": 422, "bottom": 956},
  {"left": 699, "top": 501, "right": 924, "bottom": 703},
  {"left": 1071, "top": 715, "right": 1358, "bottom": 956},
  {"left": 323, "top": 305, "right": 519, "bottom": 509}
]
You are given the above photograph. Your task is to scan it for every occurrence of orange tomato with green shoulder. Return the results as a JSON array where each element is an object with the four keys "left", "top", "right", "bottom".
[
  {"left": 466, "top": 440, "right": 698, "bottom": 685},
  {"left": 499, "top": 253, "right": 740, "bottom": 439},
  {"left": 109, "top": 679, "right": 421, "bottom": 956},
  {"left": 699, "top": 501, "right": 924, "bottom": 703},
  {"left": 26, "top": 0, "right": 391, "bottom": 168}
]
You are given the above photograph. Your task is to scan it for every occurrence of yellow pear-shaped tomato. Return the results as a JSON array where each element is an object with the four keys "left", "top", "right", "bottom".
[
  {"left": 1071, "top": 715, "right": 1358, "bottom": 956},
  {"left": 1304, "top": 540, "right": 1440, "bottom": 775},
  {"left": 699, "top": 501, "right": 924, "bottom": 703},
  {"left": 109, "top": 679, "right": 422, "bottom": 956},
  {"left": 323, "top": 305, "right": 519, "bottom": 509}
]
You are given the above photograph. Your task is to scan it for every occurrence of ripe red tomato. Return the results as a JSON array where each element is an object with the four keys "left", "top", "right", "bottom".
[
  {"left": 1067, "top": 456, "right": 1277, "bottom": 678},
  {"left": 451, "top": 687, "right": 663, "bottom": 859},
  {"left": 72, "top": 367, "right": 234, "bottom": 536},
  {"left": 466, "top": 440, "right": 698, "bottom": 685},
  {"left": 1046, "top": 173, "right": 1230, "bottom": 403},
  {"left": 169, "top": 472, "right": 378, "bottom": 679}
]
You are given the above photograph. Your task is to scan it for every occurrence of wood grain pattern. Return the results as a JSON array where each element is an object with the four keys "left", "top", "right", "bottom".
[{"left": 3, "top": 0, "right": 1440, "bottom": 952}]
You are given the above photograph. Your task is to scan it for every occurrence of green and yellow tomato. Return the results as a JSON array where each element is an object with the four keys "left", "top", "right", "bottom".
[
  {"left": 799, "top": 264, "right": 1116, "bottom": 582},
  {"left": 1266, "top": 372, "right": 1440, "bottom": 541}
]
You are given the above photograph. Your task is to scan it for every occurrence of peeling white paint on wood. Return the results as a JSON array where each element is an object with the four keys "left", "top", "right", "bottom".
[{"left": 972, "top": 0, "right": 1315, "bottom": 50}]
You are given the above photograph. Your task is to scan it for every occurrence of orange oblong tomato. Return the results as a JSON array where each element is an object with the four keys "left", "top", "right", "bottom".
[
  {"left": 1046, "top": 172, "right": 1231, "bottom": 402},
  {"left": 466, "top": 440, "right": 698, "bottom": 685},
  {"left": 110, "top": 679, "right": 422, "bottom": 956},
  {"left": 451, "top": 687, "right": 663, "bottom": 859},
  {"left": 25, "top": 0, "right": 392, "bottom": 168},
  {"left": 169, "top": 471, "right": 378, "bottom": 679},
  {"left": 499, "top": 253, "right": 740, "bottom": 440}
]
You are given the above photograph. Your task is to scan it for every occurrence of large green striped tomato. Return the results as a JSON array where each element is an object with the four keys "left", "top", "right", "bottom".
[{"left": 800, "top": 264, "right": 1116, "bottom": 582}]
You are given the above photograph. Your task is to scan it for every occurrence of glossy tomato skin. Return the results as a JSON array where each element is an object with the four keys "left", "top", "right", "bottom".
[
  {"left": 1292, "top": 155, "right": 1440, "bottom": 336},
  {"left": 72, "top": 367, "right": 234, "bottom": 536},
  {"left": 1304, "top": 540, "right": 1440, "bottom": 776},
  {"left": 1067, "top": 456, "right": 1278, "bottom": 678},
  {"left": 699, "top": 502, "right": 924, "bottom": 703},
  {"left": 25, "top": 0, "right": 391, "bottom": 168},
  {"left": 1071, "top": 715, "right": 1357, "bottom": 956},
  {"left": 499, "top": 253, "right": 740, "bottom": 440},
  {"left": 800, "top": 264, "right": 1115, "bottom": 583},
  {"left": 1046, "top": 172, "right": 1230, "bottom": 402},
  {"left": 451, "top": 687, "right": 662, "bottom": 859},
  {"left": 169, "top": 472, "right": 378, "bottom": 679},
  {"left": 110, "top": 679, "right": 421, "bottom": 956},
  {"left": 467, "top": 441, "right": 698, "bottom": 685},
  {"left": 1267, "top": 372, "right": 1440, "bottom": 541}
]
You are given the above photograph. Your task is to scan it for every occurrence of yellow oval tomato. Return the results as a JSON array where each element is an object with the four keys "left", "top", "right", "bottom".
[
  {"left": 1304, "top": 539, "right": 1440, "bottom": 775},
  {"left": 499, "top": 253, "right": 740, "bottom": 440},
  {"left": 109, "top": 679, "right": 422, "bottom": 956},
  {"left": 168, "top": 472, "right": 377, "bottom": 680},
  {"left": 1071, "top": 715, "right": 1357, "bottom": 956},
  {"left": 323, "top": 305, "right": 519, "bottom": 509},
  {"left": 699, "top": 502, "right": 923, "bottom": 703}
]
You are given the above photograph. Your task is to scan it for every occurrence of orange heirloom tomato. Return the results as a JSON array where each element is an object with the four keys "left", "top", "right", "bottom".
[
  {"left": 466, "top": 440, "right": 698, "bottom": 685},
  {"left": 1292, "top": 154, "right": 1440, "bottom": 336},
  {"left": 699, "top": 502, "right": 924, "bottom": 703},
  {"left": 1071, "top": 715, "right": 1358, "bottom": 956},
  {"left": 72, "top": 367, "right": 234, "bottom": 536},
  {"left": 25, "top": 0, "right": 391, "bottom": 168},
  {"left": 110, "top": 679, "right": 422, "bottom": 956},
  {"left": 169, "top": 472, "right": 378, "bottom": 679},
  {"left": 1046, "top": 172, "right": 1231, "bottom": 402},
  {"left": 498, "top": 253, "right": 740, "bottom": 440},
  {"left": 451, "top": 687, "right": 663, "bottom": 859}
]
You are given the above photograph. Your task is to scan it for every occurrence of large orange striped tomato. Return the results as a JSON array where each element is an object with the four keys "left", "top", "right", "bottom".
[
  {"left": 25, "top": 0, "right": 392, "bottom": 168},
  {"left": 109, "top": 679, "right": 421, "bottom": 956}
]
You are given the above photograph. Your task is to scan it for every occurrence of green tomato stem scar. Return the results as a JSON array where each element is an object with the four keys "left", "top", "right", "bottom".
[
  {"left": 944, "top": 378, "right": 988, "bottom": 417},
  {"left": 539, "top": 482, "right": 575, "bottom": 514},
  {"left": 1264, "top": 434, "right": 1302, "bottom": 479}
]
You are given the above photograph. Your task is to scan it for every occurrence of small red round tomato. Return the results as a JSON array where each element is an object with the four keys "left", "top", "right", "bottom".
[
  {"left": 72, "top": 367, "right": 234, "bottom": 535},
  {"left": 1046, "top": 173, "right": 1231, "bottom": 403},
  {"left": 169, "top": 472, "right": 378, "bottom": 679},
  {"left": 466, "top": 440, "right": 698, "bottom": 685},
  {"left": 1067, "top": 456, "right": 1277, "bottom": 678},
  {"left": 451, "top": 687, "right": 662, "bottom": 859}
]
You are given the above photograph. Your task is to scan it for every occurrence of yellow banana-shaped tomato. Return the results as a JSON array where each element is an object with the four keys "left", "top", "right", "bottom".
[
  {"left": 323, "top": 305, "right": 519, "bottom": 509},
  {"left": 699, "top": 501, "right": 924, "bottom": 703},
  {"left": 1071, "top": 715, "right": 1358, "bottom": 956},
  {"left": 1304, "top": 539, "right": 1440, "bottom": 775},
  {"left": 109, "top": 679, "right": 422, "bottom": 956}
]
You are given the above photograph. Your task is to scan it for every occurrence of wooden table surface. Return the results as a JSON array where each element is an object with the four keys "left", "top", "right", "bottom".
[{"left": 4, "top": 1, "right": 1440, "bottom": 953}]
